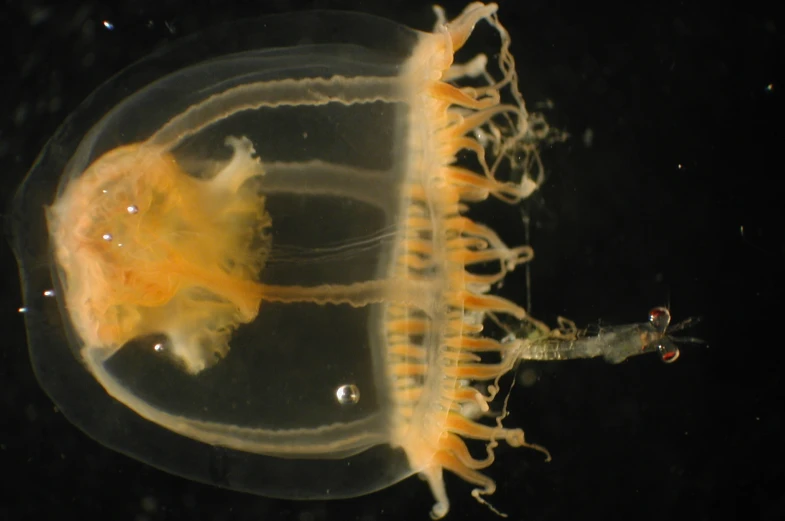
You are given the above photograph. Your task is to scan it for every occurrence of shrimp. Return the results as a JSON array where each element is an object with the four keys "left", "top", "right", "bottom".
[{"left": 505, "top": 307, "right": 703, "bottom": 364}]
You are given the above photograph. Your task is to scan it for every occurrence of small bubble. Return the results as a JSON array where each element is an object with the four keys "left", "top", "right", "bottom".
[
  {"left": 102, "top": 233, "right": 113, "bottom": 241},
  {"left": 13, "top": 104, "right": 28, "bottom": 126},
  {"left": 582, "top": 127, "right": 594, "bottom": 148},
  {"left": 154, "top": 343, "right": 164, "bottom": 353},
  {"left": 103, "top": 20, "right": 115, "bottom": 30},
  {"left": 43, "top": 289, "right": 55, "bottom": 297},
  {"left": 48, "top": 96, "right": 62, "bottom": 114},
  {"left": 29, "top": 7, "right": 52, "bottom": 26},
  {"left": 140, "top": 495, "right": 158, "bottom": 513},
  {"left": 18, "top": 307, "right": 27, "bottom": 313},
  {"left": 82, "top": 52, "right": 95, "bottom": 68},
  {"left": 181, "top": 493, "right": 196, "bottom": 509},
  {"left": 25, "top": 403, "right": 38, "bottom": 422},
  {"left": 335, "top": 384, "right": 360, "bottom": 405},
  {"left": 517, "top": 367, "right": 538, "bottom": 387},
  {"left": 127, "top": 205, "right": 139, "bottom": 214}
]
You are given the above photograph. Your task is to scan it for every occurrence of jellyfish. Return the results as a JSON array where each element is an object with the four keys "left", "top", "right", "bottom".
[{"left": 9, "top": 3, "right": 694, "bottom": 519}]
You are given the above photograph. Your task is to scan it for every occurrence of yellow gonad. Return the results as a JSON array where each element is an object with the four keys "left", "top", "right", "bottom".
[
  {"left": 46, "top": 136, "right": 272, "bottom": 375},
  {"left": 11, "top": 3, "right": 694, "bottom": 518}
]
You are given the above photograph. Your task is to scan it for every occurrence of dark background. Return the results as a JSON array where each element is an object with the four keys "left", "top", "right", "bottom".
[{"left": 0, "top": 0, "right": 782, "bottom": 520}]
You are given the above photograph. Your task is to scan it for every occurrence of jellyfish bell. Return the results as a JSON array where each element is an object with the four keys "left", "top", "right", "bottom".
[{"left": 9, "top": 3, "right": 689, "bottom": 519}]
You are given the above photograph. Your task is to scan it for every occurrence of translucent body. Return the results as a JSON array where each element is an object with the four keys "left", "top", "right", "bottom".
[
  {"left": 507, "top": 307, "right": 699, "bottom": 364},
  {"left": 10, "top": 3, "right": 616, "bottom": 519}
]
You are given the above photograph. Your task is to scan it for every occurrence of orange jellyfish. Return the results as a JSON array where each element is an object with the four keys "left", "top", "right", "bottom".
[{"left": 10, "top": 3, "right": 693, "bottom": 518}]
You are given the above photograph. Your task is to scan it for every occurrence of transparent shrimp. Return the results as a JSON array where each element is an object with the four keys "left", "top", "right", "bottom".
[{"left": 504, "top": 307, "right": 702, "bottom": 364}]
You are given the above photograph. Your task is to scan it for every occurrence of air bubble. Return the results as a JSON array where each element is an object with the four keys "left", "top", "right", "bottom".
[{"left": 335, "top": 384, "right": 360, "bottom": 405}]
